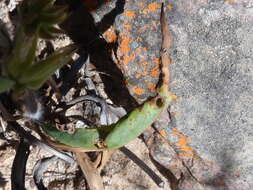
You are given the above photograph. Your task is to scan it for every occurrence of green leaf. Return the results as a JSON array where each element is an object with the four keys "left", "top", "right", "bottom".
[
  {"left": 41, "top": 5, "right": 68, "bottom": 19},
  {"left": 21, "top": 0, "right": 54, "bottom": 15},
  {"left": 0, "top": 77, "right": 15, "bottom": 93},
  {"left": 43, "top": 94, "right": 172, "bottom": 150},
  {"left": 20, "top": 0, "right": 67, "bottom": 36},
  {"left": 6, "top": 28, "right": 38, "bottom": 79},
  {"left": 38, "top": 26, "right": 56, "bottom": 39},
  {"left": 38, "top": 26, "right": 64, "bottom": 40},
  {"left": 43, "top": 124, "right": 113, "bottom": 150},
  {"left": 40, "top": 12, "right": 68, "bottom": 26},
  {"left": 19, "top": 44, "right": 77, "bottom": 89}
]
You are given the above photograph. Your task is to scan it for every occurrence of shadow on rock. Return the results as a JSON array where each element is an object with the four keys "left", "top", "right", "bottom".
[
  {"left": 57, "top": 0, "right": 138, "bottom": 111},
  {"left": 202, "top": 151, "right": 239, "bottom": 190}
]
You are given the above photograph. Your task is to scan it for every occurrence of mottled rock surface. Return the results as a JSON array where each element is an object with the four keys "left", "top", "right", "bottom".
[
  {"left": 95, "top": 0, "right": 253, "bottom": 189},
  {"left": 169, "top": 0, "right": 253, "bottom": 189}
]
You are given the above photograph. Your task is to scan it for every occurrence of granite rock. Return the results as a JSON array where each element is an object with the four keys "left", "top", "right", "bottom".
[{"left": 95, "top": 0, "right": 253, "bottom": 189}]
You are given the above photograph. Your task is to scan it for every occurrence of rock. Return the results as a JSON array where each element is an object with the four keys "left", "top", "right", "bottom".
[
  {"left": 94, "top": 0, "right": 164, "bottom": 103},
  {"left": 94, "top": 0, "right": 253, "bottom": 189},
  {"left": 168, "top": 0, "right": 252, "bottom": 189}
]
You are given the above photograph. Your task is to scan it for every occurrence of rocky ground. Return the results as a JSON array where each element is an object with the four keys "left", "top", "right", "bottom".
[{"left": 0, "top": 0, "right": 253, "bottom": 189}]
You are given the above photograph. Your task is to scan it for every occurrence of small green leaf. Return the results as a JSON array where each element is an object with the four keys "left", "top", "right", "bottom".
[
  {"left": 0, "top": 77, "right": 15, "bottom": 93},
  {"left": 41, "top": 5, "right": 68, "bottom": 19},
  {"left": 38, "top": 26, "right": 64, "bottom": 40},
  {"left": 39, "top": 5, "right": 68, "bottom": 26},
  {"left": 6, "top": 28, "right": 38, "bottom": 78},
  {"left": 38, "top": 26, "right": 56, "bottom": 39},
  {"left": 46, "top": 26, "right": 64, "bottom": 34},
  {"left": 19, "top": 44, "right": 77, "bottom": 89}
]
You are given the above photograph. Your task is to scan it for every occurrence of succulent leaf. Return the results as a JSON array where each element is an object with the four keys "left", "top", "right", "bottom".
[
  {"left": 6, "top": 28, "right": 38, "bottom": 79},
  {"left": 38, "top": 26, "right": 56, "bottom": 39},
  {"left": 40, "top": 5, "right": 68, "bottom": 20},
  {"left": 20, "top": 0, "right": 67, "bottom": 38},
  {"left": 40, "top": 12, "right": 68, "bottom": 26},
  {"left": 43, "top": 94, "right": 172, "bottom": 150},
  {"left": 19, "top": 44, "right": 76, "bottom": 89},
  {"left": 0, "top": 77, "right": 15, "bottom": 93}
]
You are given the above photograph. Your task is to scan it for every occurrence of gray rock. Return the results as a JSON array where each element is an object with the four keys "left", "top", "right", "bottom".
[
  {"left": 97, "top": 0, "right": 253, "bottom": 188},
  {"left": 168, "top": 0, "right": 253, "bottom": 188}
]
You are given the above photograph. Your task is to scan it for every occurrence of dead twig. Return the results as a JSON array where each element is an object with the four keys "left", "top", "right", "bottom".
[
  {"left": 93, "top": 152, "right": 103, "bottom": 169},
  {"left": 97, "top": 150, "right": 116, "bottom": 172},
  {"left": 160, "top": 3, "right": 172, "bottom": 92},
  {"left": 75, "top": 152, "right": 105, "bottom": 190}
]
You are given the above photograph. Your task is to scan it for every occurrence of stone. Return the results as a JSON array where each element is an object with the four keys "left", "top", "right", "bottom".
[{"left": 94, "top": 0, "right": 253, "bottom": 188}]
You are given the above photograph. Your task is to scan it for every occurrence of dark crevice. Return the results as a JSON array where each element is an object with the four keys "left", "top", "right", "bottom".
[{"left": 56, "top": 0, "right": 138, "bottom": 112}]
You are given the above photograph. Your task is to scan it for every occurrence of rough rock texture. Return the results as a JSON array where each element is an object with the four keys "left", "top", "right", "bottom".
[
  {"left": 169, "top": 0, "right": 253, "bottom": 189},
  {"left": 95, "top": 0, "right": 253, "bottom": 189}
]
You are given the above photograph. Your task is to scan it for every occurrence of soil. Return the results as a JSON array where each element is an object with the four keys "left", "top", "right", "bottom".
[{"left": 0, "top": 138, "right": 169, "bottom": 190}]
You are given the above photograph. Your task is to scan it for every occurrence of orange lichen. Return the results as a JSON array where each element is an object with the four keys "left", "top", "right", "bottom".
[
  {"left": 150, "top": 65, "right": 160, "bottom": 78},
  {"left": 172, "top": 128, "right": 194, "bottom": 157},
  {"left": 143, "top": 71, "right": 148, "bottom": 76},
  {"left": 141, "top": 8, "right": 149, "bottom": 14},
  {"left": 103, "top": 26, "right": 117, "bottom": 43},
  {"left": 138, "top": 2, "right": 145, "bottom": 7},
  {"left": 133, "top": 87, "right": 145, "bottom": 95},
  {"left": 171, "top": 94, "right": 178, "bottom": 100},
  {"left": 119, "top": 35, "right": 132, "bottom": 54},
  {"left": 153, "top": 57, "right": 160, "bottom": 64},
  {"left": 159, "top": 129, "right": 167, "bottom": 137},
  {"left": 218, "top": 179, "right": 226, "bottom": 185},
  {"left": 141, "top": 61, "right": 148, "bottom": 66},
  {"left": 167, "top": 4, "right": 173, "bottom": 10},
  {"left": 148, "top": 83, "right": 156, "bottom": 92},
  {"left": 135, "top": 73, "right": 142, "bottom": 78},
  {"left": 177, "top": 136, "right": 192, "bottom": 152},
  {"left": 224, "top": 0, "right": 235, "bottom": 3},
  {"left": 178, "top": 152, "right": 195, "bottom": 157},
  {"left": 125, "top": 81, "right": 131, "bottom": 87},
  {"left": 122, "top": 53, "right": 135, "bottom": 64},
  {"left": 124, "top": 10, "right": 136, "bottom": 18},
  {"left": 148, "top": 3, "right": 161, "bottom": 11},
  {"left": 123, "top": 24, "right": 132, "bottom": 31}
]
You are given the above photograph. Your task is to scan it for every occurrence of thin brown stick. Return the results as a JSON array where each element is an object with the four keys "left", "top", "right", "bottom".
[
  {"left": 75, "top": 152, "right": 105, "bottom": 190},
  {"left": 93, "top": 152, "right": 103, "bottom": 168},
  {"left": 160, "top": 3, "right": 173, "bottom": 93},
  {"left": 97, "top": 150, "right": 116, "bottom": 172}
]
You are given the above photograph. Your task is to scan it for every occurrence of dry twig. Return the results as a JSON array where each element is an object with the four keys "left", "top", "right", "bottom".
[{"left": 75, "top": 152, "right": 105, "bottom": 190}]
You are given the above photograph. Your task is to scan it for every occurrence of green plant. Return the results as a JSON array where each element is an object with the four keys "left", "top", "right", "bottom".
[
  {"left": 43, "top": 4, "right": 173, "bottom": 150},
  {"left": 0, "top": 0, "right": 76, "bottom": 96}
]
